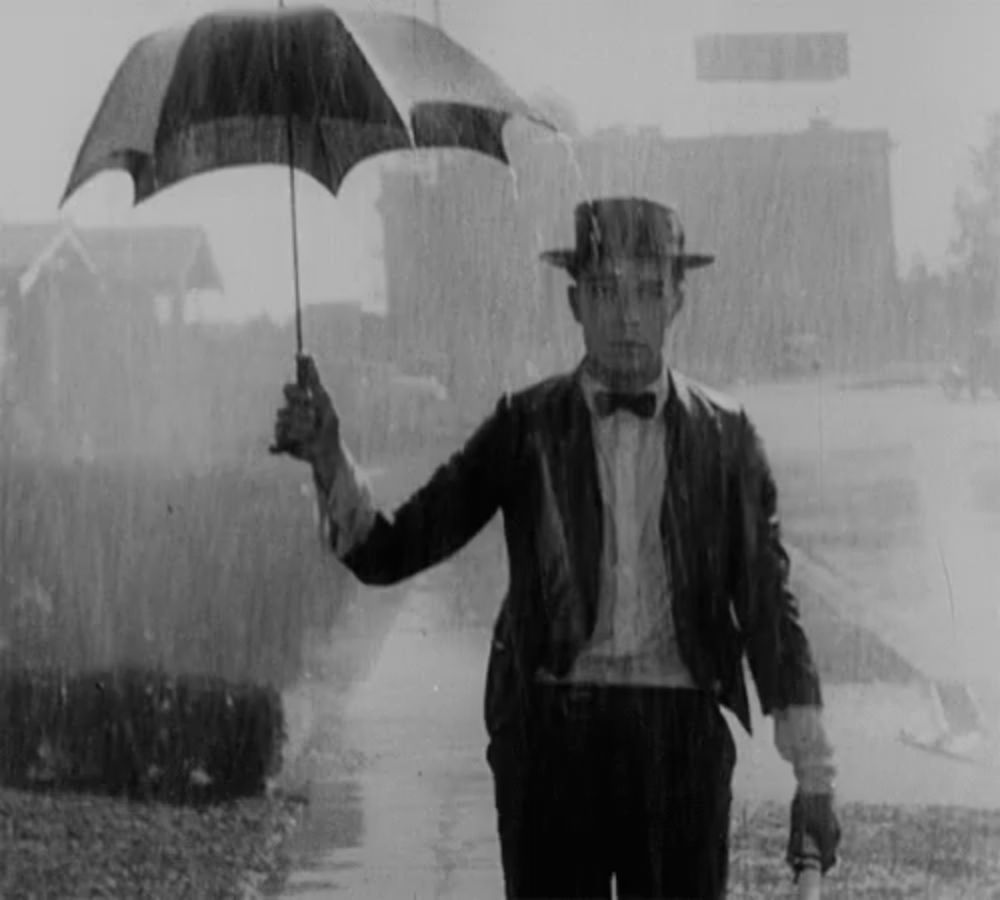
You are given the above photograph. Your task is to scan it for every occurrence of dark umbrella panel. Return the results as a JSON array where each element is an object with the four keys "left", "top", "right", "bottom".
[
  {"left": 61, "top": 5, "right": 554, "bottom": 354},
  {"left": 63, "top": 7, "right": 549, "bottom": 203}
]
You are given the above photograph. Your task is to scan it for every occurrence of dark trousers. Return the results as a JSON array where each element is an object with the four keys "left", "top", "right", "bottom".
[{"left": 487, "top": 684, "right": 736, "bottom": 900}]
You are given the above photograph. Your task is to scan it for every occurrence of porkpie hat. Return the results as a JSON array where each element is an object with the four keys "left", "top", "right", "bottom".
[{"left": 540, "top": 196, "right": 714, "bottom": 277}]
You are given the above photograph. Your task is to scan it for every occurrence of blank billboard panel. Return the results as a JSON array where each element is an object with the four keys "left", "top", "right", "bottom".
[{"left": 695, "top": 32, "right": 850, "bottom": 82}]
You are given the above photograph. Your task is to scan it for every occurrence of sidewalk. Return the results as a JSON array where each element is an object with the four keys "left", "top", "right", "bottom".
[{"left": 276, "top": 574, "right": 499, "bottom": 899}]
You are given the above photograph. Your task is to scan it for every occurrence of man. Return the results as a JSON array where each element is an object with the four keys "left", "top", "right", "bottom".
[{"left": 274, "top": 197, "right": 841, "bottom": 899}]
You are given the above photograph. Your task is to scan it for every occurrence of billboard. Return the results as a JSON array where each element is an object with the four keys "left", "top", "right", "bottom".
[{"left": 694, "top": 32, "right": 850, "bottom": 82}]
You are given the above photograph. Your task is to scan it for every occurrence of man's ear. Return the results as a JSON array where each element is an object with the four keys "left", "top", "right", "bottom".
[
  {"left": 567, "top": 284, "right": 581, "bottom": 323},
  {"left": 665, "top": 283, "right": 685, "bottom": 324}
]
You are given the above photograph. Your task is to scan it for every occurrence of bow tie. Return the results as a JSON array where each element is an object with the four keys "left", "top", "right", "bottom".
[{"left": 593, "top": 390, "right": 657, "bottom": 419}]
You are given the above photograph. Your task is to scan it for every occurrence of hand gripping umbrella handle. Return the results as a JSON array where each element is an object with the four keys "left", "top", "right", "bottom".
[{"left": 269, "top": 354, "right": 313, "bottom": 455}]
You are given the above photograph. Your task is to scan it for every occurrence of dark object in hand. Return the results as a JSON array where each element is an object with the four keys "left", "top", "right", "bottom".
[{"left": 787, "top": 791, "right": 841, "bottom": 875}]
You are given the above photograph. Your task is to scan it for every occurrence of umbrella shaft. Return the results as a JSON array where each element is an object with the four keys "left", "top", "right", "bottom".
[
  {"left": 276, "top": 0, "right": 303, "bottom": 354},
  {"left": 287, "top": 144, "right": 303, "bottom": 354}
]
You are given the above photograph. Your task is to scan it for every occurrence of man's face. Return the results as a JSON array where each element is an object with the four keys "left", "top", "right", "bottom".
[{"left": 568, "top": 258, "right": 683, "bottom": 383}]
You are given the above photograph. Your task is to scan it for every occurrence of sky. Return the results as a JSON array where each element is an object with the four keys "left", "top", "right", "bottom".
[{"left": 1, "top": 0, "right": 999, "bottom": 321}]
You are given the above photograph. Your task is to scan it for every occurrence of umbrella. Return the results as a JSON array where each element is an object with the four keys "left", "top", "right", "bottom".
[{"left": 61, "top": 3, "right": 554, "bottom": 355}]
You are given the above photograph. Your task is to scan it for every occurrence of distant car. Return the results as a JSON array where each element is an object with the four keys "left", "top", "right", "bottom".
[
  {"left": 967, "top": 328, "right": 1000, "bottom": 399},
  {"left": 941, "top": 326, "right": 1000, "bottom": 400},
  {"left": 941, "top": 362, "right": 966, "bottom": 401},
  {"left": 778, "top": 332, "right": 822, "bottom": 377}
]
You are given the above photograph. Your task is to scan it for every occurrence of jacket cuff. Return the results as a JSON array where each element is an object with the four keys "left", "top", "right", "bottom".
[
  {"left": 773, "top": 705, "right": 837, "bottom": 794},
  {"left": 314, "top": 440, "right": 376, "bottom": 557}
]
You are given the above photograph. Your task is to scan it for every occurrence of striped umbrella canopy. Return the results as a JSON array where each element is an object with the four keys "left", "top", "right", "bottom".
[{"left": 61, "top": 4, "right": 554, "bottom": 353}]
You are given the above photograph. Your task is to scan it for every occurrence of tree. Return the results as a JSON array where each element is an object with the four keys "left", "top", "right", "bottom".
[
  {"left": 897, "top": 256, "right": 956, "bottom": 361},
  {"left": 951, "top": 111, "right": 1000, "bottom": 332}
]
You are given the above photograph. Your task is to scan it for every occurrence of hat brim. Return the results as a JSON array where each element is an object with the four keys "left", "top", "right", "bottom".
[{"left": 539, "top": 248, "right": 715, "bottom": 274}]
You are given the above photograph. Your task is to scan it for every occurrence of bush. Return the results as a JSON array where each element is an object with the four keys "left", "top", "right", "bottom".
[
  {"left": 0, "top": 666, "right": 284, "bottom": 802},
  {"left": 0, "top": 456, "right": 354, "bottom": 801}
]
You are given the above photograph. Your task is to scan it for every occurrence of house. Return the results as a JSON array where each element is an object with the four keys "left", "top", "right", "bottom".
[
  {"left": 76, "top": 225, "right": 222, "bottom": 326},
  {"left": 0, "top": 223, "right": 98, "bottom": 299},
  {"left": 0, "top": 223, "right": 104, "bottom": 456},
  {"left": 0, "top": 221, "right": 222, "bottom": 459}
]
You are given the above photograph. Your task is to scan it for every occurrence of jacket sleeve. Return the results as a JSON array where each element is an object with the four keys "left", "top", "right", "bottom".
[
  {"left": 315, "top": 439, "right": 378, "bottom": 557},
  {"left": 774, "top": 705, "right": 837, "bottom": 793},
  {"left": 337, "top": 394, "right": 518, "bottom": 586},
  {"left": 734, "top": 412, "right": 823, "bottom": 715}
]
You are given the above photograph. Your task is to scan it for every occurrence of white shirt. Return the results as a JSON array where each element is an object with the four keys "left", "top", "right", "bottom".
[{"left": 565, "top": 365, "right": 696, "bottom": 687}]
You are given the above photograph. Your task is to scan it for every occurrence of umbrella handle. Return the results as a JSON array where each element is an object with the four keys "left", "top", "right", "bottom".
[
  {"left": 794, "top": 836, "right": 823, "bottom": 900},
  {"left": 797, "top": 866, "right": 822, "bottom": 900}
]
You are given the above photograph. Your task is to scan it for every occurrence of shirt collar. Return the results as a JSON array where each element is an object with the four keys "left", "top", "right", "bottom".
[{"left": 578, "top": 358, "right": 671, "bottom": 419}]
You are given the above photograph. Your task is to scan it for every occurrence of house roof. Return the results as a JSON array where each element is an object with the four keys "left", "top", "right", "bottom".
[
  {"left": 76, "top": 225, "right": 223, "bottom": 293},
  {"left": 0, "top": 222, "right": 98, "bottom": 296},
  {"left": 0, "top": 222, "right": 75, "bottom": 272},
  {"left": 0, "top": 222, "right": 223, "bottom": 294}
]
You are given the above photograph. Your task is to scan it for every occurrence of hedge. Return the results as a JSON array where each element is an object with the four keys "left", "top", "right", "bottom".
[
  {"left": 0, "top": 456, "right": 354, "bottom": 800},
  {"left": 0, "top": 666, "right": 284, "bottom": 803}
]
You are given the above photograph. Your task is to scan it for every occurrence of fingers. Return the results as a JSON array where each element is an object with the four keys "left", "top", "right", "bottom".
[
  {"left": 292, "top": 355, "right": 336, "bottom": 421},
  {"left": 274, "top": 356, "right": 338, "bottom": 460},
  {"left": 787, "top": 793, "right": 840, "bottom": 875},
  {"left": 297, "top": 354, "right": 333, "bottom": 405},
  {"left": 280, "top": 383, "right": 332, "bottom": 435},
  {"left": 274, "top": 405, "right": 317, "bottom": 434},
  {"left": 273, "top": 401, "right": 319, "bottom": 454}
]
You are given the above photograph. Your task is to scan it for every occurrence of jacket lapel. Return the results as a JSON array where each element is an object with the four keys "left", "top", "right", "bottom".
[
  {"left": 659, "top": 372, "right": 708, "bottom": 678},
  {"left": 535, "top": 372, "right": 603, "bottom": 662},
  {"left": 661, "top": 370, "right": 695, "bottom": 588}
]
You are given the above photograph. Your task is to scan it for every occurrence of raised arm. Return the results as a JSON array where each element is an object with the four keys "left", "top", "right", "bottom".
[{"left": 274, "top": 355, "right": 517, "bottom": 587}]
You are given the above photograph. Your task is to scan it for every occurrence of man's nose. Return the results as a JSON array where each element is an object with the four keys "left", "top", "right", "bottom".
[{"left": 615, "top": 296, "right": 642, "bottom": 326}]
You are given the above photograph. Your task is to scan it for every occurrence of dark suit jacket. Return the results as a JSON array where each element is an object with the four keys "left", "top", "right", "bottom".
[{"left": 341, "top": 367, "right": 822, "bottom": 745}]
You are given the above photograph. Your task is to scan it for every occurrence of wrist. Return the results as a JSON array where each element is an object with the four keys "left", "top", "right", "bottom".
[{"left": 311, "top": 448, "right": 341, "bottom": 495}]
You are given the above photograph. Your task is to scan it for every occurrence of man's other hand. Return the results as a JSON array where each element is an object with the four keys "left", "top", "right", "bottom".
[{"left": 787, "top": 791, "right": 841, "bottom": 875}]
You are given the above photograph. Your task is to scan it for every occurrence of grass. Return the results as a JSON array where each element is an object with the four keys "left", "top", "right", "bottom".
[
  {"left": 0, "top": 784, "right": 305, "bottom": 899},
  {"left": 729, "top": 801, "right": 1000, "bottom": 898}
]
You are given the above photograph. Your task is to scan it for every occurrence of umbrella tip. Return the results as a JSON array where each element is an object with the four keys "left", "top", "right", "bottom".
[{"left": 58, "top": 174, "right": 80, "bottom": 210}]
